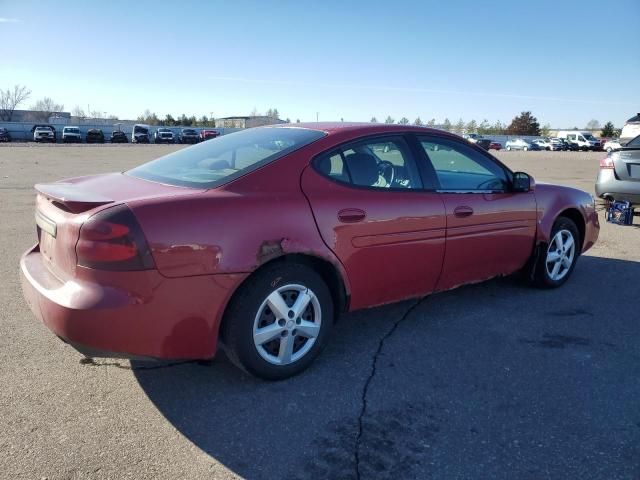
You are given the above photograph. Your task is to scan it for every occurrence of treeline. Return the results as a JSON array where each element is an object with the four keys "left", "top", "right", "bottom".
[
  {"left": 136, "top": 110, "right": 216, "bottom": 127},
  {"left": 372, "top": 111, "right": 548, "bottom": 136}
]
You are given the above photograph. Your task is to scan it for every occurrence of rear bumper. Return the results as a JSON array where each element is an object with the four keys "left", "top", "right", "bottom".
[
  {"left": 20, "top": 245, "right": 247, "bottom": 360},
  {"left": 595, "top": 170, "right": 640, "bottom": 205}
]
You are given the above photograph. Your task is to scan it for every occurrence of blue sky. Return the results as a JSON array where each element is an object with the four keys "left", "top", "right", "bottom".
[{"left": 1, "top": 0, "right": 638, "bottom": 127}]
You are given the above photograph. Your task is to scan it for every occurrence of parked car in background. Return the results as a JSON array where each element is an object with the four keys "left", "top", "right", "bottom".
[
  {"left": 178, "top": 128, "right": 199, "bottom": 144},
  {"left": 132, "top": 124, "right": 151, "bottom": 144},
  {"left": 505, "top": 138, "right": 539, "bottom": 151},
  {"left": 154, "top": 128, "right": 175, "bottom": 144},
  {"left": 596, "top": 135, "right": 640, "bottom": 204},
  {"left": 20, "top": 123, "right": 599, "bottom": 380},
  {"left": 489, "top": 141, "right": 502, "bottom": 150},
  {"left": 110, "top": 130, "right": 128, "bottom": 143},
  {"left": 462, "top": 133, "right": 483, "bottom": 144},
  {"left": 604, "top": 139, "right": 622, "bottom": 152},
  {"left": 86, "top": 129, "right": 105, "bottom": 144},
  {"left": 0, "top": 127, "right": 11, "bottom": 142},
  {"left": 620, "top": 113, "right": 640, "bottom": 145},
  {"left": 557, "top": 131, "right": 601, "bottom": 151},
  {"left": 475, "top": 138, "right": 491, "bottom": 150},
  {"left": 532, "top": 139, "right": 553, "bottom": 151},
  {"left": 33, "top": 125, "right": 56, "bottom": 143},
  {"left": 199, "top": 129, "right": 220, "bottom": 141},
  {"left": 550, "top": 138, "right": 566, "bottom": 150},
  {"left": 62, "top": 126, "right": 82, "bottom": 143}
]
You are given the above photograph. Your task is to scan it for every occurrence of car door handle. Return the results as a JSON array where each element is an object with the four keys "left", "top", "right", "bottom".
[
  {"left": 453, "top": 206, "right": 474, "bottom": 218},
  {"left": 338, "top": 208, "right": 366, "bottom": 223}
]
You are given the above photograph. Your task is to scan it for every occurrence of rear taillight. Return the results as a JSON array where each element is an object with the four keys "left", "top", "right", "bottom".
[
  {"left": 599, "top": 157, "right": 614, "bottom": 169},
  {"left": 76, "top": 205, "right": 155, "bottom": 271}
]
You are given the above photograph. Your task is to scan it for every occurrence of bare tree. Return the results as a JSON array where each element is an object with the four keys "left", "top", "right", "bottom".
[
  {"left": 0, "top": 84, "right": 32, "bottom": 121},
  {"left": 30, "top": 97, "right": 64, "bottom": 122},
  {"left": 72, "top": 105, "right": 86, "bottom": 118}
]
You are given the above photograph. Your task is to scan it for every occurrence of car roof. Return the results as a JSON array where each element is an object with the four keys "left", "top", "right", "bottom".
[{"left": 267, "top": 122, "right": 453, "bottom": 137}]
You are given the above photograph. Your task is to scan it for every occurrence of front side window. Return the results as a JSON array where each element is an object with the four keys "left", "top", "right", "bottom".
[
  {"left": 419, "top": 137, "right": 509, "bottom": 192},
  {"left": 314, "top": 136, "right": 422, "bottom": 190},
  {"left": 128, "top": 127, "right": 325, "bottom": 188}
]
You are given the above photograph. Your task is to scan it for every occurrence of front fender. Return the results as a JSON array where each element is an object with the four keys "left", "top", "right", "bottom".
[{"left": 534, "top": 183, "right": 599, "bottom": 253}]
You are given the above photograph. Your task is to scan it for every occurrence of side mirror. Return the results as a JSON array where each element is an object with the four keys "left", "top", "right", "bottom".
[{"left": 512, "top": 172, "right": 535, "bottom": 192}]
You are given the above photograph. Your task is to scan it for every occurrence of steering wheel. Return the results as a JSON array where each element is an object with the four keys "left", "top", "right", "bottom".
[{"left": 378, "top": 161, "right": 395, "bottom": 186}]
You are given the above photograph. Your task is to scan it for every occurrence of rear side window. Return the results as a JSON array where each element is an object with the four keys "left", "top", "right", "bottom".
[
  {"left": 128, "top": 127, "right": 325, "bottom": 188},
  {"left": 314, "top": 136, "right": 423, "bottom": 190}
]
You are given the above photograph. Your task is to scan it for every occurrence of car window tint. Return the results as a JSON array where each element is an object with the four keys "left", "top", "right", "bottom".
[
  {"left": 419, "top": 138, "right": 508, "bottom": 191},
  {"left": 315, "top": 137, "right": 422, "bottom": 190}
]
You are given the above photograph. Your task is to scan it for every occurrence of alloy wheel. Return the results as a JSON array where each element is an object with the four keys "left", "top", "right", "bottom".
[
  {"left": 545, "top": 229, "right": 576, "bottom": 281},
  {"left": 252, "top": 284, "right": 321, "bottom": 366}
]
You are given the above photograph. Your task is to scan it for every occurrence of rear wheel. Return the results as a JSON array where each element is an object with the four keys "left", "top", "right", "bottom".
[
  {"left": 507, "top": 146, "right": 511, "bottom": 151},
  {"left": 532, "top": 216, "right": 580, "bottom": 288},
  {"left": 523, "top": 146, "right": 528, "bottom": 151},
  {"left": 222, "top": 263, "right": 333, "bottom": 380}
]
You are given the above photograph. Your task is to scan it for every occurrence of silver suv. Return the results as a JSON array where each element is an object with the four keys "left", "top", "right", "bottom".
[{"left": 33, "top": 126, "right": 55, "bottom": 143}]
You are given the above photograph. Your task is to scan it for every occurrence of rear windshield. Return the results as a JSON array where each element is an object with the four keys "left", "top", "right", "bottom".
[
  {"left": 134, "top": 126, "right": 149, "bottom": 134},
  {"left": 183, "top": 129, "right": 196, "bottom": 134},
  {"left": 65, "top": 128, "right": 80, "bottom": 133},
  {"left": 127, "top": 127, "right": 325, "bottom": 188}
]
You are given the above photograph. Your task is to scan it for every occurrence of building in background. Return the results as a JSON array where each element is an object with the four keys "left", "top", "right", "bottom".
[{"left": 215, "top": 116, "right": 286, "bottom": 129}]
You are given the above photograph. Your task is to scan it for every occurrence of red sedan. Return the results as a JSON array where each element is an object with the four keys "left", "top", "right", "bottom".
[
  {"left": 20, "top": 123, "right": 599, "bottom": 379},
  {"left": 199, "top": 129, "right": 220, "bottom": 141},
  {"left": 489, "top": 141, "right": 502, "bottom": 150}
]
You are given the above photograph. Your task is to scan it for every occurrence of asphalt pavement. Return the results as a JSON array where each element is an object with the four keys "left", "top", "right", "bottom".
[{"left": 1, "top": 145, "right": 638, "bottom": 479}]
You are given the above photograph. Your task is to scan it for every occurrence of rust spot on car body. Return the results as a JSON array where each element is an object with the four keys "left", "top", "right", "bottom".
[{"left": 258, "top": 239, "right": 285, "bottom": 263}]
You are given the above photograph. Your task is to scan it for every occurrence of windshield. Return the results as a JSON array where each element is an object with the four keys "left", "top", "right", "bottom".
[
  {"left": 134, "top": 126, "right": 149, "bottom": 134},
  {"left": 35, "top": 127, "right": 51, "bottom": 132},
  {"left": 128, "top": 127, "right": 325, "bottom": 188},
  {"left": 583, "top": 134, "right": 596, "bottom": 141},
  {"left": 158, "top": 129, "right": 170, "bottom": 133},
  {"left": 183, "top": 129, "right": 196, "bottom": 134},
  {"left": 65, "top": 128, "right": 79, "bottom": 133}
]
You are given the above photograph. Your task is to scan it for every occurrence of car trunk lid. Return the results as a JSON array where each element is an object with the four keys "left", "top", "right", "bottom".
[
  {"left": 34, "top": 173, "right": 204, "bottom": 280},
  {"left": 613, "top": 149, "right": 640, "bottom": 182}
]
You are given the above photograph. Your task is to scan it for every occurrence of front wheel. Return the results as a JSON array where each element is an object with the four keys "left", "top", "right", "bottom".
[
  {"left": 523, "top": 146, "right": 528, "bottom": 151},
  {"left": 532, "top": 216, "right": 580, "bottom": 288},
  {"left": 222, "top": 263, "right": 333, "bottom": 380},
  {"left": 506, "top": 146, "right": 511, "bottom": 151}
]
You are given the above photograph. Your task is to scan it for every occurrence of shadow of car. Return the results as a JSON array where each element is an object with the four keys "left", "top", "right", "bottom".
[{"left": 132, "top": 254, "right": 640, "bottom": 479}]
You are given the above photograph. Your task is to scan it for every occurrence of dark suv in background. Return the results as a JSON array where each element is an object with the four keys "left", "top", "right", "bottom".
[
  {"left": 0, "top": 128, "right": 11, "bottom": 142},
  {"left": 178, "top": 128, "right": 199, "bottom": 144},
  {"left": 86, "top": 129, "right": 105, "bottom": 143},
  {"left": 110, "top": 130, "right": 128, "bottom": 143}
]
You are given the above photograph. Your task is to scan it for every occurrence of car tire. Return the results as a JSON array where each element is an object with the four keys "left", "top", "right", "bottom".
[
  {"left": 506, "top": 146, "right": 511, "bottom": 151},
  {"left": 523, "top": 146, "right": 528, "bottom": 151},
  {"left": 532, "top": 216, "right": 580, "bottom": 289},
  {"left": 222, "top": 262, "right": 333, "bottom": 380}
]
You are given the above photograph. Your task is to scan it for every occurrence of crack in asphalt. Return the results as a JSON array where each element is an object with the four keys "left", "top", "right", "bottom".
[
  {"left": 354, "top": 297, "right": 427, "bottom": 480},
  {"left": 79, "top": 357, "right": 207, "bottom": 370}
]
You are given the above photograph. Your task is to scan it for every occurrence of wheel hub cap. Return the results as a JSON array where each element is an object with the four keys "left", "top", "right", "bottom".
[{"left": 252, "top": 284, "right": 322, "bottom": 366}]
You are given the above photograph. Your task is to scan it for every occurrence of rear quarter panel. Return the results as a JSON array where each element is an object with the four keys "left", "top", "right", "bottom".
[{"left": 126, "top": 147, "right": 350, "bottom": 288}]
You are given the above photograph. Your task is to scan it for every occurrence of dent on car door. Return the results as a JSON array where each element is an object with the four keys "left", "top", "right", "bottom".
[
  {"left": 300, "top": 135, "right": 446, "bottom": 309},
  {"left": 416, "top": 136, "right": 537, "bottom": 291}
]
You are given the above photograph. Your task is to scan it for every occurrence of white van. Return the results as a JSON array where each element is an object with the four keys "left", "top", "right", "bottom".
[{"left": 556, "top": 130, "right": 601, "bottom": 151}]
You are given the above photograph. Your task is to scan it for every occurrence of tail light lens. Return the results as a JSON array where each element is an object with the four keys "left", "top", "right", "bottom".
[
  {"left": 599, "top": 157, "right": 615, "bottom": 169},
  {"left": 77, "top": 205, "right": 155, "bottom": 271}
]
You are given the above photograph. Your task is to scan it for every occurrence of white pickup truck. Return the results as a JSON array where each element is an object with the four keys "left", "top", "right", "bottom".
[{"left": 62, "top": 126, "right": 82, "bottom": 143}]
